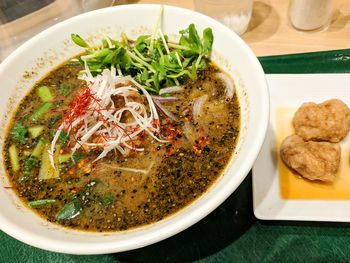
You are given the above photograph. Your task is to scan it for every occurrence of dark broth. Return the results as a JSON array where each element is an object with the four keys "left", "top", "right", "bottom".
[{"left": 3, "top": 60, "right": 240, "bottom": 232}]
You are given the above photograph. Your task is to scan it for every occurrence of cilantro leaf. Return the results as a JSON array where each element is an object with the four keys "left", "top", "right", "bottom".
[
  {"left": 58, "top": 130, "right": 70, "bottom": 144},
  {"left": 70, "top": 9, "right": 214, "bottom": 95},
  {"left": 10, "top": 123, "right": 28, "bottom": 144},
  {"left": 203, "top": 28, "right": 214, "bottom": 55}
]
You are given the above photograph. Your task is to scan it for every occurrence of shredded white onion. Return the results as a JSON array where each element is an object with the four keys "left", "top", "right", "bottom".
[
  {"left": 151, "top": 96, "right": 178, "bottom": 102},
  {"left": 49, "top": 68, "right": 166, "bottom": 168},
  {"left": 159, "top": 86, "right": 182, "bottom": 95},
  {"left": 192, "top": 95, "right": 208, "bottom": 120},
  {"left": 109, "top": 166, "right": 148, "bottom": 174},
  {"left": 101, "top": 161, "right": 155, "bottom": 175},
  {"left": 216, "top": 72, "right": 235, "bottom": 98}
]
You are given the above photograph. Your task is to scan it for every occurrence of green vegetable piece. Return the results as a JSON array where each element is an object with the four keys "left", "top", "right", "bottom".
[
  {"left": 179, "top": 35, "right": 191, "bottom": 50},
  {"left": 191, "top": 63, "right": 197, "bottom": 80},
  {"left": 71, "top": 19, "right": 214, "bottom": 95},
  {"left": 135, "top": 35, "right": 151, "bottom": 46},
  {"left": 93, "top": 48, "right": 111, "bottom": 58},
  {"left": 202, "top": 28, "right": 214, "bottom": 55},
  {"left": 137, "top": 69, "right": 149, "bottom": 83},
  {"left": 188, "top": 24, "right": 202, "bottom": 53},
  {"left": 38, "top": 144, "right": 59, "bottom": 180},
  {"left": 19, "top": 138, "right": 46, "bottom": 183},
  {"left": 152, "top": 61, "right": 167, "bottom": 76},
  {"left": 58, "top": 153, "right": 71, "bottom": 163},
  {"left": 59, "top": 84, "right": 76, "bottom": 97},
  {"left": 48, "top": 115, "right": 62, "bottom": 128},
  {"left": 37, "top": 86, "right": 53, "bottom": 102},
  {"left": 68, "top": 152, "right": 85, "bottom": 165},
  {"left": 86, "top": 61, "right": 103, "bottom": 72},
  {"left": 71, "top": 34, "right": 89, "bottom": 48},
  {"left": 83, "top": 179, "right": 114, "bottom": 206},
  {"left": 105, "top": 47, "right": 126, "bottom": 65},
  {"left": 24, "top": 156, "right": 39, "bottom": 170},
  {"left": 19, "top": 156, "right": 38, "bottom": 183},
  {"left": 121, "top": 32, "right": 129, "bottom": 47},
  {"left": 28, "top": 125, "right": 44, "bottom": 139},
  {"left": 9, "top": 144, "right": 20, "bottom": 172},
  {"left": 22, "top": 150, "right": 32, "bottom": 157},
  {"left": 27, "top": 199, "right": 57, "bottom": 207},
  {"left": 153, "top": 71, "right": 160, "bottom": 92},
  {"left": 56, "top": 179, "right": 114, "bottom": 222},
  {"left": 160, "top": 92, "right": 171, "bottom": 97},
  {"left": 32, "top": 138, "right": 46, "bottom": 157},
  {"left": 103, "top": 194, "right": 114, "bottom": 205},
  {"left": 10, "top": 123, "right": 28, "bottom": 144},
  {"left": 30, "top": 102, "right": 52, "bottom": 121},
  {"left": 64, "top": 62, "right": 81, "bottom": 66},
  {"left": 198, "top": 58, "right": 207, "bottom": 70},
  {"left": 56, "top": 198, "right": 82, "bottom": 221},
  {"left": 180, "top": 24, "right": 200, "bottom": 55},
  {"left": 58, "top": 130, "right": 70, "bottom": 144},
  {"left": 101, "top": 38, "right": 108, "bottom": 48},
  {"left": 64, "top": 153, "right": 84, "bottom": 166}
]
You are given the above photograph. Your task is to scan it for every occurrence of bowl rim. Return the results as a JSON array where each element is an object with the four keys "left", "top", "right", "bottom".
[{"left": 0, "top": 4, "right": 269, "bottom": 254}]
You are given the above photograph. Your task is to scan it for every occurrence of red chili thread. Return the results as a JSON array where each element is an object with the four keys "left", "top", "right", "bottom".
[{"left": 57, "top": 82, "right": 151, "bottom": 154}]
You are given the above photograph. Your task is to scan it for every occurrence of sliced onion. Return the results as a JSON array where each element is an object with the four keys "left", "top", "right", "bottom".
[
  {"left": 159, "top": 86, "right": 182, "bottom": 95},
  {"left": 153, "top": 99, "right": 178, "bottom": 121},
  {"left": 217, "top": 72, "right": 235, "bottom": 98},
  {"left": 192, "top": 95, "right": 208, "bottom": 120},
  {"left": 151, "top": 96, "right": 178, "bottom": 102},
  {"left": 182, "top": 121, "right": 196, "bottom": 145},
  {"left": 49, "top": 69, "right": 165, "bottom": 167},
  {"left": 110, "top": 166, "right": 148, "bottom": 174}
]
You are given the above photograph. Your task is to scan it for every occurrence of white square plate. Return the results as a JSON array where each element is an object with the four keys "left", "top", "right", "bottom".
[{"left": 253, "top": 74, "right": 350, "bottom": 222}]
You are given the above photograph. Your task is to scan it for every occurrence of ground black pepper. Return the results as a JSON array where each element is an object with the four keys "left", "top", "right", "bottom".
[{"left": 3, "top": 60, "right": 240, "bottom": 232}]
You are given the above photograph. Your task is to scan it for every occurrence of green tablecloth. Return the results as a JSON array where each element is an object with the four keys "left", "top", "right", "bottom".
[{"left": 2, "top": 49, "right": 350, "bottom": 263}]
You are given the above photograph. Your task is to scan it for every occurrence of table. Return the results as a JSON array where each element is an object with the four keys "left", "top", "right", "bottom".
[
  {"left": 2, "top": 1, "right": 350, "bottom": 262},
  {"left": 137, "top": 0, "right": 350, "bottom": 56}
]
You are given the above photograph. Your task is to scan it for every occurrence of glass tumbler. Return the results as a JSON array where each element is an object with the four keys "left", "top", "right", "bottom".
[
  {"left": 193, "top": 0, "right": 254, "bottom": 35},
  {"left": 289, "top": 0, "right": 334, "bottom": 32}
]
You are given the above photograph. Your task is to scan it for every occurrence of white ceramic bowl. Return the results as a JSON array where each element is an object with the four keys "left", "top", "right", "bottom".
[{"left": 0, "top": 4, "right": 268, "bottom": 254}]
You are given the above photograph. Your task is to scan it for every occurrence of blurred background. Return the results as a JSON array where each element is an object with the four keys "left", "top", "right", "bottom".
[{"left": 1, "top": 0, "right": 350, "bottom": 60}]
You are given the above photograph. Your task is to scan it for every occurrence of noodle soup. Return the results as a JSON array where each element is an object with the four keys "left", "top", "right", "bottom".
[{"left": 4, "top": 59, "right": 240, "bottom": 232}]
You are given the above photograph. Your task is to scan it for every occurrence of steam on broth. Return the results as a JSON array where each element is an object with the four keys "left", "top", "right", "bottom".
[{"left": 3, "top": 21, "right": 240, "bottom": 232}]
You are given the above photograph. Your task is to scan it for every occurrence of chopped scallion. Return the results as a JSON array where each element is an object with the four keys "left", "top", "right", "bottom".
[
  {"left": 30, "top": 102, "right": 53, "bottom": 121},
  {"left": 37, "top": 86, "right": 53, "bottom": 102},
  {"left": 27, "top": 199, "right": 57, "bottom": 207},
  {"left": 9, "top": 144, "right": 20, "bottom": 172}
]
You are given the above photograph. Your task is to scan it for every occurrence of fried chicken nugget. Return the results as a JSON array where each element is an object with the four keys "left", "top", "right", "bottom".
[
  {"left": 293, "top": 99, "right": 350, "bottom": 142},
  {"left": 280, "top": 135, "right": 340, "bottom": 182}
]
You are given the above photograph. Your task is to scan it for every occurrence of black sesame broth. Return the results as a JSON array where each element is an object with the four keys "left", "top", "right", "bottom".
[{"left": 3, "top": 60, "right": 240, "bottom": 232}]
